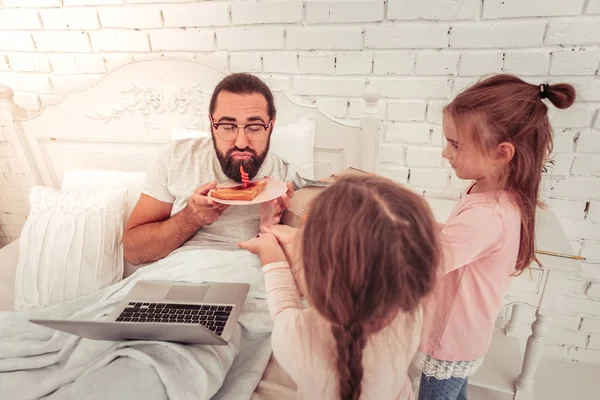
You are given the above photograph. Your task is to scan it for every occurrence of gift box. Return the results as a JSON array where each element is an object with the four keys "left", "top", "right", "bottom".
[{"left": 282, "top": 167, "right": 375, "bottom": 228}]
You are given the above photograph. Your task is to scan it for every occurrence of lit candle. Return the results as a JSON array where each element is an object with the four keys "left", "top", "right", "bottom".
[{"left": 240, "top": 165, "right": 249, "bottom": 188}]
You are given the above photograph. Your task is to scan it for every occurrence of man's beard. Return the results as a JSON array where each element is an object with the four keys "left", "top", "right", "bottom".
[{"left": 213, "top": 138, "right": 270, "bottom": 182}]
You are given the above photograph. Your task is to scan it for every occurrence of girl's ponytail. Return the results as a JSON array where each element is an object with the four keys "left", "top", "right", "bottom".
[
  {"left": 543, "top": 83, "right": 576, "bottom": 109},
  {"left": 332, "top": 324, "right": 367, "bottom": 400}
]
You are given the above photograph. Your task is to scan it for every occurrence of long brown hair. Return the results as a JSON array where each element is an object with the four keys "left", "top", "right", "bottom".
[
  {"left": 445, "top": 74, "right": 575, "bottom": 272},
  {"left": 301, "top": 175, "right": 440, "bottom": 400}
]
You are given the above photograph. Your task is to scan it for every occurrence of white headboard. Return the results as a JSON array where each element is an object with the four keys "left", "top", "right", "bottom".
[{"left": 1, "top": 59, "right": 381, "bottom": 190}]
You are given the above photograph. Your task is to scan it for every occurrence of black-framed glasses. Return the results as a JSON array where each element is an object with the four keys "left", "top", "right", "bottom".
[{"left": 211, "top": 117, "right": 272, "bottom": 141}]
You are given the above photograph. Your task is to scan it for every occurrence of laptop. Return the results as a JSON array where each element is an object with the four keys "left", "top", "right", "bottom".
[{"left": 30, "top": 280, "right": 250, "bottom": 345}]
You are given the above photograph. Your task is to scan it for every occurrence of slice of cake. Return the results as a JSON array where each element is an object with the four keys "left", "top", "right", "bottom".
[{"left": 211, "top": 181, "right": 268, "bottom": 201}]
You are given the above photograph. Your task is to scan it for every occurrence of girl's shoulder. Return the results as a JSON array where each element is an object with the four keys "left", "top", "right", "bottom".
[{"left": 455, "top": 190, "right": 521, "bottom": 226}]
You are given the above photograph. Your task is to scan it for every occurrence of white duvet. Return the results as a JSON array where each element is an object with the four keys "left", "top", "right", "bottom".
[{"left": 0, "top": 249, "right": 274, "bottom": 400}]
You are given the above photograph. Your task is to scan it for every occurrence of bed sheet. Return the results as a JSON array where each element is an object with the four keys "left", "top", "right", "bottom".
[
  {"left": 0, "top": 240, "right": 18, "bottom": 312},
  {"left": 0, "top": 240, "right": 297, "bottom": 399}
]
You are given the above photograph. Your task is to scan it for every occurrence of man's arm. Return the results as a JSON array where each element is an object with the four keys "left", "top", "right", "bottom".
[
  {"left": 123, "top": 181, "right": 228, "bottom": 265},
  {"left": 123, "top": 195, "right": 200, "bottom": 265}
]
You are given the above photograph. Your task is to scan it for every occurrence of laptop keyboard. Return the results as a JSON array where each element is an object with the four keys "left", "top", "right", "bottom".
[{"left": 116, "top": 302, "right": 233, "bottom": 336}]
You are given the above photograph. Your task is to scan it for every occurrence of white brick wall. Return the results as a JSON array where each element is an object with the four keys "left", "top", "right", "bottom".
[
  {"left": 50, "top": 55, "right": 106, "bottom": 75},
  {"left": 293, "top": 76, "right": 365, "bottom": 97},
  {"left": 387, "top": 0, "right": 480, "bottom": 21},
  {"left": 34, "top": 31, "right": 92, "bottom": 52},
  {"left": 577, "top": 133, "right": 600, "bottom": 154},
  {"left": 150, "top": 29, "right": 214, "bottom": 52},
  {"left": 550, "top": 49, "right": 600, "bottom": 76},
  {"left": 504, "top": 51, "right": 550, "bottom": 76},
  {"left": 459, "top": 52, "right": 504, "bottom": 76},
  {"left": 0, "top": 8, "right": 43, "bottom": 30},
  {"left": 230, "top": 53, "right": 261, "bottom": 73},
  {"left": 90, "top": 30, "right": 149, "bottom": 52},
  {"left": 545, "top": 18, "right": 600, "bottom": 46},
  {"left": 40, "top": 7, "right": 100, "bottom": 30},
  {"left": 335, "top": 52, "right": 372, "bottom": 75},
  {"left": 483, "top": 0, "right": 585, "bottom": 18},
  {"left": 588, "top": 202, "right": 600, "bottom": 222},
  {"left": 0, "top": 32, "right": 36, "bottom": 51},
  {"left": 370, "top": 77, "right": 450, "bottom": 99},
  {"left": 287, "top": 28, "right": 363, "bottom": 50},
  {"left": 98, "top": 5, "right": 163, "bottom": 29},
  {"left": 306, "top": 1, "right": 384, "bottom": 24},
  {"left": 386, "top": 123, "right": 430, "bottom": 145},
  {"left": 262, "top": 52, "right": 297, "bottom": 74},
  {"left": 298, "top": 53, "right": 335, "bottom": 74},
  {"left": 589, "top": 0, "right": 600, "bottom": 14},
  {"left": 217, "top": 28, "right": 284, "bottom": 51},
  {"left": 7, "top": 54, "right": 51, "bottom": 73},
  {"left": 162, "top": 3, "right": 229, "bottom": 27},
  {"left": 406, "top": 147, "right": 444, "bottom": 167},
  {"left": 373, "top": 52, "right": 414, "bottom": 75},
  {"left": 387, "top": 101, "right": 426, "bottom": 122},
  {"left": 450, "top": 21, "right": 546, "bottom": 48},
  {"left": 415, "top": 51, "right": 460, "bottom": 76},
  {"left": 3, "top": 0, "right": 62, "bottom": 6},
  {"left": 0, "top": 0, "right": 600, "bottom": 365},
  {"left": 366, "top": 24, "right": 449, "bottom": 49},
  {"left": 231, "top": 1, "right": 303, "bottom": 25}
]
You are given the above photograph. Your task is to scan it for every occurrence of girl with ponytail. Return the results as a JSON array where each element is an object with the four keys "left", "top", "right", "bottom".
[
  {"left": 414, "top": 74, "right": 576, "bottom": 400},
  {"left": 239, "top": 175, "right": 441, "bottom": 399}
]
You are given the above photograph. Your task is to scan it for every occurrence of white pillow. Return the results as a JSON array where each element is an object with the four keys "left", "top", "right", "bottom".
[
  {"left": 14, "top": 186, "right": 127, "bottom": 311},
  {"left": 271, "top": 117, "right": 315, "bottom": 179},
  {"left": 61, "top": 170, "right": 146, "bottom": 278},
  {"left": 61, "top": 169, "right": 146, "bottom": 223},
  {"left": 170, "top": 127, "right": 210, "bottom": 141},
  {"left": 171, "top": 117, "right": 316, "bottom": 179}
]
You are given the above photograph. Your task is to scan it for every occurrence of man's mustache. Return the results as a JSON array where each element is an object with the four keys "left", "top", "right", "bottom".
[{"left": 226, "top": 148, "right": 258, "bottom": 158}]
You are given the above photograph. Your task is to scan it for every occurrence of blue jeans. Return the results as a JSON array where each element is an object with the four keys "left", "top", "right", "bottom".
[{"left": 418, "top": 374, "right": 468, "bottom": 400}]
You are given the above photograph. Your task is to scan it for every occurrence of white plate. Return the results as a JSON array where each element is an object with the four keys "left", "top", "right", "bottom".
[{"left": 208, "top": 179, "right": 288, "bottom": 205}]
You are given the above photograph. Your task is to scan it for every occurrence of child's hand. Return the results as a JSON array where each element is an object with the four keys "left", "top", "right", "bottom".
[
  {"left": 238, "top": 233, "right": 287, "bottom": 266},
  {"left": 261, "top": 224, "right": 299, "bottom": 264}
]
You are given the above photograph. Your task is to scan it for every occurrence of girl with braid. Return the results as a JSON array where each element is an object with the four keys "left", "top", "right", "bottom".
[{"left": 239, "top": 175, "right": 440, "bottom": 400}]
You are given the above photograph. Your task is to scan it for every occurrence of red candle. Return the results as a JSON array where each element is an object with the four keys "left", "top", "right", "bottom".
[{"left": 240, "top": 165, "right": 249, "bottom": 188}]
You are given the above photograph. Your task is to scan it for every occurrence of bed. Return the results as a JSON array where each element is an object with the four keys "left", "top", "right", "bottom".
[{"left": 0, "top": 58, "right": 402, "bottom": 400}]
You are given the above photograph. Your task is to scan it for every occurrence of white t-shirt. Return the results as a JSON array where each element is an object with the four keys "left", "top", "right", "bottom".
[{"left": 142, "top": 138, "right": 296, "bottom": 254}]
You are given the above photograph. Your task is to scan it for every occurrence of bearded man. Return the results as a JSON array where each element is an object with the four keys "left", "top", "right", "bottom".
[{"left": 123, "top": 73, "right": 295, "bottom": 266}]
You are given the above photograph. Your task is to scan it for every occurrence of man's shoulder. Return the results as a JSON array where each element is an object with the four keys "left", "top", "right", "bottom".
[
  {"left": 266, "top": 151, "right": 290, "bottom": 168},
  {"left": 264, "top": 152, "right": 293, "bottom": 175},
  {"left": 263, "top": 152, "right": 299, "bottom": 184},
  {"left": 152, "top": 137, "right": 216, "bottom": 176}
]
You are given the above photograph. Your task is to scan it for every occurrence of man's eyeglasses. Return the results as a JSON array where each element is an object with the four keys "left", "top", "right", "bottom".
[{"left": 211, "top": 118, "right": 272, "bottom": 141}]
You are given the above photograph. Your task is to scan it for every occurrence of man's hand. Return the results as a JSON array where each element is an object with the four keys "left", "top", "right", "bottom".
[
  {"left": 260, "top": 178, "right": 294, "bottom": 230},
  {"left": 238, "top": 233, "right": 287, "bottom": 266},
  {"left": 184, "top": 181, "right": 229, "bottom": 228}
]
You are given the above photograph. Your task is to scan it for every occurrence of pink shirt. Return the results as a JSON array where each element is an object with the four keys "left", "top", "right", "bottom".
[
  {"left": 263, "top": 261, "right": 420, "bottom": 400},
  {"left": 419, "top": 186, "right": 521, "bottom": 361}
]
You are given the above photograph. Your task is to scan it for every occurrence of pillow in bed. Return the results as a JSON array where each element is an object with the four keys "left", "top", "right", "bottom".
[
  {"left": 13, "top": 186, "right": 127, "bottom": 311},
  {"left": 61, "top": 170, "right": 146, "bottom": 278},
  {"left": 61, "top": 169, "right": 146, "bottom": 223},
  {"left": 270, "top": 117, "right": 315, "bottom": 180}
]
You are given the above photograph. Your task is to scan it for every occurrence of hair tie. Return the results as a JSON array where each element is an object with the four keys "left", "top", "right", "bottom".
[{"left": 539, "top": 83, "right": 550, "bottom": 99}]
